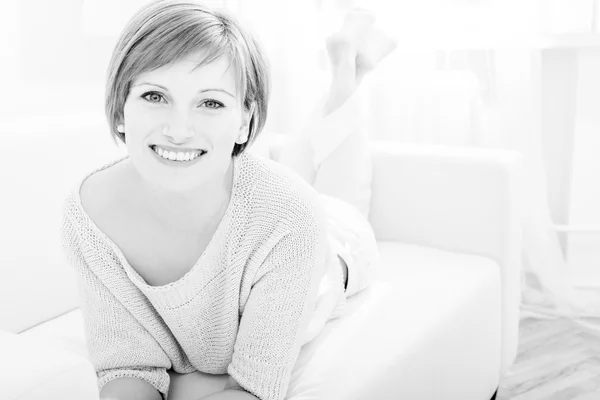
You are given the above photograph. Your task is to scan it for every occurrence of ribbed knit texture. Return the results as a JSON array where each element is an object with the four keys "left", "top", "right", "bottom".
[{"left": 60, "top": 151, "right": 347, "bottom": 400}]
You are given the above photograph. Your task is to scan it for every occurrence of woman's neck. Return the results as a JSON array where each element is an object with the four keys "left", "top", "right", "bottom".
[{"left": 124, "top": 158, "right": 235, "bottom": 233}]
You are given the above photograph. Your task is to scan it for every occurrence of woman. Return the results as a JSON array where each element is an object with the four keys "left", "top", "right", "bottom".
[{"left": 60, "top": 1, "right": 388, "bottom": 399}]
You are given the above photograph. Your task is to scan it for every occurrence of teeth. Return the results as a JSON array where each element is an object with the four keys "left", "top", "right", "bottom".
[{"left": 153, "top": 146, "right": 203, "bottom": 162}]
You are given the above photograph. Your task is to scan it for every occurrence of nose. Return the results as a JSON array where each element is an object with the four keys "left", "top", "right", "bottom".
[{"left": 163, "top": 109, "right": 195, "bottom": 144}]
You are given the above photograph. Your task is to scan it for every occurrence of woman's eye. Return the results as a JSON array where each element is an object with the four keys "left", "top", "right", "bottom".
[
  {"left": 142, "top": 92, "right": 165, "bottom": 103},
  {"left": 202, "top": 100, "right": 224, "bottom": 109}
]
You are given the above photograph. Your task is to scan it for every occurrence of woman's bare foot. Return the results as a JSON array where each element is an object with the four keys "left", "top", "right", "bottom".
[
  {"left": 323, "top": 33, "right": 359, "bottom": 116},
  {"left": 322, "top": 9, "right": 397, "bottom": 117},
  {"left": 340, "top": 8, "right": 376, "bottom": 86},
  {"left": 355, "top": 23, "right": 397, "bottom": 77}
]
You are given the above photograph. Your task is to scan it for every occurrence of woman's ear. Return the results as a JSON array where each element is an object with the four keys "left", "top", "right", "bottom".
[{"left": 237, "top": 103, "right": 256, "bottom": 144}]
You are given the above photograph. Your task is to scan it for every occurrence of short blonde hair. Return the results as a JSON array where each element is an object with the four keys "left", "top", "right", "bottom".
[{"left": 105, "top": 0, "right": 271, "bottom": 157}]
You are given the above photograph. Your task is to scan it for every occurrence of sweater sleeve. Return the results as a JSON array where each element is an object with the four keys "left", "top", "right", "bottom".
[
  {"left": 227, "top": 205, "right": 331, "bottom": 400},
  {"left": 61, "top": 205, "right": 172, "bottom": 399}
]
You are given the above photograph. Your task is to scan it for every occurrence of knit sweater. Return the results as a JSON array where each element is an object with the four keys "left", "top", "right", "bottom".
[{"left": 60, "top": 151, "right": 347, "bottom": 400}]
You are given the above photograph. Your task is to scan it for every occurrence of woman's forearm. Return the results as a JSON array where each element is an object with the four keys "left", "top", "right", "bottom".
[
  {"left": 198, "top": 388, "right": 259, "bottom": 400},
  {"left": 100, "top": 377, "right": 163, "bottom": 400}
]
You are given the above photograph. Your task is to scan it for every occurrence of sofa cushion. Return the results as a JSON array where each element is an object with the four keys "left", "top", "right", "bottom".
[
  {"left": 286, "top": 241, "right": 502, "bottom": 399},
  {"left": 19, "top": 307, "right": 89, "bottom": 360},
  {"left": 1, "top": 329, "right": 98, "bottom": 400},
  {"left": 21, "top": 241, "right": 502, "bottom": 399}
]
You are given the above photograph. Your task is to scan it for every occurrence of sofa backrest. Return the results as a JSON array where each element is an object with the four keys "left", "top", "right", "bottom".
[{"left": 0, "top": 115, "right": 127, "bottom": 333}]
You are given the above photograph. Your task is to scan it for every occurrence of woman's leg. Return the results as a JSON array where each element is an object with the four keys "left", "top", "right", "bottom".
[
  {"left": 167, "top": 370, "right": 229, "bottom": 400},
  {"left": 278, "top": 8, "right": 396, "bottom": 218},
  {"left": 278, "top": 33, "right": 373, "bottom": 217},
  {"left": 279, "top": 11, "right": 394, "bottom": 298},
  {"left": 322, "top": 194, "right": 380, "bottom": 298}
]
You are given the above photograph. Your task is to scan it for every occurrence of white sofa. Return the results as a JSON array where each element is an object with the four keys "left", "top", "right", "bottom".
[{"left": 0, "top": 126, "right": 522, "bottom": 400}]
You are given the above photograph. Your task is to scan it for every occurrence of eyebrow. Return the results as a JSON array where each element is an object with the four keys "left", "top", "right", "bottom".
[{"left": 134, "top": 82, "right": 236, "bottom": 99}]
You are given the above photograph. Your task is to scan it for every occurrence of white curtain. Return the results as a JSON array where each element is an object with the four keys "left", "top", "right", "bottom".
[{"left": 237, "top": 0, "right": 600, "bottom": 326}]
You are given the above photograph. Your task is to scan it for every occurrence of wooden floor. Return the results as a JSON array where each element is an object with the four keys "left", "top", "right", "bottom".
[{"left": 497, "top": 316, "right": 600, "bottom": 400}]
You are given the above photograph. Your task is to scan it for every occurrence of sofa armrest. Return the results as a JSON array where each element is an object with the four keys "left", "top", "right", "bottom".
[
  {"left": 251, "top": 134, "right": 522, "bottom": 376},
  {"left": 255, "top": 134, "right": 522, "bottom": 266},
  {"left": 368, "top": 141, "right": 523, "bottom": 377},
  {"left": 0, "top": 329, "right": 99, "bottom": 400}
]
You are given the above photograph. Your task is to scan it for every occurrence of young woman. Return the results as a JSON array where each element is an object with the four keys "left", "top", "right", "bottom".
[{"left": 60, "top": 1, "right": 390, "bottom": 399}]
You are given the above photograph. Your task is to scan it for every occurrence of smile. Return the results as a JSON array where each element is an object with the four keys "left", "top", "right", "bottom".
[{"left": 149, "top": 145, "right": 207, "bottom": 166}]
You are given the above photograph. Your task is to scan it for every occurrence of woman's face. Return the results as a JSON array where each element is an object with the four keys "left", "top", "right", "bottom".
[{"left": 122, "top": 53, "right": 250, "bottom": 193}]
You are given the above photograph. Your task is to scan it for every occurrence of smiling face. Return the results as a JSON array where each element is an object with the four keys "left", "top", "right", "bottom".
[{"left": 121, "top": 54, "right": 251, "bottom": 193}]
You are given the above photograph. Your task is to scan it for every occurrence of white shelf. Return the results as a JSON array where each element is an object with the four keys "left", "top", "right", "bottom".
[
  {"left": 553, "top": 224, "right": 600, "bottom": 233},
  {"left": 538, "top": 33, "right": 600, "bottom": 49}
]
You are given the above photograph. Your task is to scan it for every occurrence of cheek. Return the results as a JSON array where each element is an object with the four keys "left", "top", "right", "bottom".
[
  {"left": 123, "top": 102, "right": 162, "bottom": 131},
  {"left": 199, "top": 114, "right": 242, "bottom": 141}
]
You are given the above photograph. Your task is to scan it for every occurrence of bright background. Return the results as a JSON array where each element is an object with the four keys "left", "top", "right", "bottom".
[{"left": 3, "top": 0, "right": 600, "bottom": 324}]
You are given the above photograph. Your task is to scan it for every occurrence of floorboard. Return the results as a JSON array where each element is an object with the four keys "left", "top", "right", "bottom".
[{"left": 497, "top": 316, "right": 600, "bottom": 400}]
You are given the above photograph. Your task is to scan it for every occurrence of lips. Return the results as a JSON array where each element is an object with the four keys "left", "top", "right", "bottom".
[
  {"left": 149, "top": 145, "right": 206, "bottom": 154},
  {"left": 149, "top": 145, "right": 207, "bottom": 167}
]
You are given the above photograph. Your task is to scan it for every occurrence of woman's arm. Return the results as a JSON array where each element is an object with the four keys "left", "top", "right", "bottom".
[
  {"left": 223, "top": 198, "right": 331, "bottom": 400},
  {"left": 61, "top": 202, "right": 172, "bottom": 399},
  {"left": 101, "top": 377, "right": 163, "bottom": 400}
]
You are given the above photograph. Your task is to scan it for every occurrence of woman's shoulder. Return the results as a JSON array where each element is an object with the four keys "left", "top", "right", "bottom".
[
  {"left": 78, "top": 162, "right": 122, "bottom": 228},
  {"left": 240, "top": 151, "right": 319, "bottom": 199},
  {"left": 62, "top": 155, "right": 130, "bottom": 231},
  {"left": 238, "top": 152, "right": 327, "bottom": 228}
]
